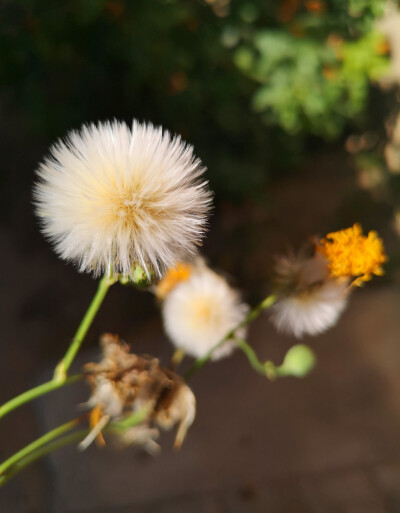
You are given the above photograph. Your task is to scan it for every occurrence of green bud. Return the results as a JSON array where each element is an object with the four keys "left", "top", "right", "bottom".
[
  {"left": 279, "top": 344, "right": 316, "bottom": 378},
  {"left": 132, "top": 265, "right": 148, "bottom": 285},
  {"left": 119, "top": 264, "right": 153, "bottom": 288}
]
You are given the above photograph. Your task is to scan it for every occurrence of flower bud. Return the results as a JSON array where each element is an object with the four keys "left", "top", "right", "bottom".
[{"left": 279, "top": 344, "right": 316, "bottom": 378}]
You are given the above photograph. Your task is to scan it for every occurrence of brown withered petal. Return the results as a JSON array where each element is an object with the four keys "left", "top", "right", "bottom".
[{"left": 84, "top": 333, "right": 196, "bottom": 449}]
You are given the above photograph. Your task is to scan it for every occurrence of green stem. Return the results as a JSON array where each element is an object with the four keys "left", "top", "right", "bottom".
[
  {"left": 235, "top": 339, "right": 266, "bottom": 375},
  {"left": 170, "top": 349, "right": 186, "bottom": 371},
  {"left": 184, "top": 294, "right": 276, "bottom": 380},
  {"left": 0, "top": 418, "right": 82, "bottom": 476},
  {"left": 0, "top": 429, "right": 89, "bottom": 487},
  {"left": 108, "top": 407, "right": 150, "bottom": 431},
  {"left": 54, "top": 273, "right": 116, "bottom": 381},
  {"left": 0, "top": 275, "right": 114, "bottom": 420},
  {"left": 0, "top": 374, "right": 83, "bottom": 420},
  {"left": 235, "top": 338, "right": 278, "bottom": 380},
  {"left": 0, "top": 408, "right": 150, "bottom": 485}
]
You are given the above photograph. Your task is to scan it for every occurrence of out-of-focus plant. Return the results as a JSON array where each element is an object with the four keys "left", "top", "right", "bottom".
[
  {"left": 0, "top": 119, "right": 387, "bottom": 490},
  {"left": 0, "top": 0, "right": 389, "bottom": 196},
  {"left": 348, "top": 106, "right": 400, "bottom": 260},
  {"left": 235, "top": 30, "right": 388, "bottom": 137}
]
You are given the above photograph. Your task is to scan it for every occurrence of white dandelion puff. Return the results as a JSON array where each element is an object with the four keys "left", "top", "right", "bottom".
[
  {"left": 33, "top": 120, "right": 212, "bottom": 278},
  {"left": 270, "top": 252, "right": 349, "bottom": 338},
  {"left": 162, "top": 267, "right": 249, "bottom": 360}
]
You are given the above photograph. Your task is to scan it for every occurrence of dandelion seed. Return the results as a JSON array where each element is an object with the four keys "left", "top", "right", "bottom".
[
  {"left": 162, "top": 267, "right": 249, "bottom": 360},
  {"left": 34, "top": 120, "right": 212, "bottom": 278}
]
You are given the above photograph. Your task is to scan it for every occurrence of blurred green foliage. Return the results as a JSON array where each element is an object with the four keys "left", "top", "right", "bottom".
[
  {"left": 0, "top": 0, "right": 388, "bottom": 197},
  {"left": 236, "top": 31, "right": 387, "bottom": 137}
]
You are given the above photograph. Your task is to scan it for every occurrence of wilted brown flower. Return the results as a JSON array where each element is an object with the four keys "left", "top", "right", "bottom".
[{"left": 83, "top": 333, "right": 196, "bottom": 451}]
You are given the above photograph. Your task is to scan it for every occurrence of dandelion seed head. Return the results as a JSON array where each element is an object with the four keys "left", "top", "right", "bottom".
[
  {"left": 272, "top": 277, "right": 349, "bottom": 338},
  {"left": 271, "top": 252, "right": 349, "bottom": 338},
  {"left": 162, "top": 268, "right": 249, "bottom": 360},
  {"left": 34, "top": 120, "right": 212, "bottom": 278}
]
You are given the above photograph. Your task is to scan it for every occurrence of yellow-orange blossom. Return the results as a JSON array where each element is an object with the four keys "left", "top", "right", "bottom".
[
  {"left": 318, "top": 223, "right": 387, "bottom": 286},
  {"left": 155, "top": 262, "right": 193, "bottom": 299}
]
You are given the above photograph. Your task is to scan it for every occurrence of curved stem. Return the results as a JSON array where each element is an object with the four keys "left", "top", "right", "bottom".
[
  {"left": 0, "top": 374, "right": 83, "bottom": 420},
  {"left": 108, "top": 407, "right": 150, "bottom": 431},
  {"left": 235, "top": 339, "right": 267, "bottom": 375},
  {"left": 54, "top": 274, "right": 116, "bottom": 381},
  {"left": 0, "top": 429, "right": 89, "bottom": 487},
  {"left": 0, "top": 408, "right": 150, "bottom": 486},
  {"left": 0, "top": 275, "right": 115, "bottom": 420},
  {"left": 0, "top": 417, "right": 83, "bottom": 476},
  {"left": 170, "top": 349, "right": 186, "bottom": 371},
  {"left": 184, "top": 294, "right": 276, "bottom": 380},
  {"left": 235, "top": 338, "right": 278, "bottom": 380}
]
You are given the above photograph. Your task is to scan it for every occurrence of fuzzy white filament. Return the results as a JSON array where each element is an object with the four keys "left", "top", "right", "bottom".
[
  {"left": 34, "top": 120, "right": 212, "bottom": 277},
  {"left": 270, "top": 253, "right": 349, "bottom": 338},
  {"left": 271, "top": 279, "right": 349, "bottom": 338},
  {"left": 162, "top": 268, "right": 249, "bottom": 360}
]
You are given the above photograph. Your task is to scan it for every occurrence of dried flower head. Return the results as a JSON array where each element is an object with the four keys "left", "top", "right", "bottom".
[
  {"left": 34, "top": 120, "right": 212, "bottom": 278},
  {"left": 84, "top": 333, "right": 196, "bottom": 450},
  {"left": 162, "top": 266, "right": 249, "bottom": 360},
  {"left": 318, "top": 223, "right": 387, "bottom": 286},
  {"left": 271, "top": 252, "right": 349, "bottom": 338}
]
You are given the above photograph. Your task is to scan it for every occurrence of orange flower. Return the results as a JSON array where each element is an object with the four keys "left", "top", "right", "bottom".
[
  {"left": 318, "top": 224, "right": 387, "bottom": 286},
  {"left": 155, "top": 262, "right": 193, "bottom": 299}
]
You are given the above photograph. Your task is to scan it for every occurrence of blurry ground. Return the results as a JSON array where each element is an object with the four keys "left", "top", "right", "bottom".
[{"left": 0, "top": 129, "right": 400, "bottom": 512}]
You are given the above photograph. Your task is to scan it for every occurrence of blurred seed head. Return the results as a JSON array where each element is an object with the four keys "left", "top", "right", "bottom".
[
  {"left": 162, "top": 265, "right": 249, "bottom": 360},
  {"left": 271, "top": 251, "right": 349, "bottom": 338}
]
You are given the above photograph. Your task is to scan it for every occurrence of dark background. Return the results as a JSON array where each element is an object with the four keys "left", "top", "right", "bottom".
[{"left": 1, "top": 1, "right": 400, "bottom": 511}]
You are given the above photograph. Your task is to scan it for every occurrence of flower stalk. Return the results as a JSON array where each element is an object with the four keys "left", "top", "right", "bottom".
[
  {"left": 0, "top": 409, "right": 150, "bottom": 487},
  {"left": 54, "top": 273, "right": 117, "bottom": 382},
  {"left": 235, "top": 338, "right": 316, "bottom": 380},
  {"left": 235, "top": 338, "right": 276, "bottom": 377},
  {"left": 0, "top": 374, "right": 82, "bottom": 420},
  {"left": 0, "top": 418, "right": 83, "bottom": 478},
  {"left": 0, "top": 429, "right": 90, "bottom": 487},
  {"left": 0, "top": 273, "right": 116, "bottom": 421}
]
